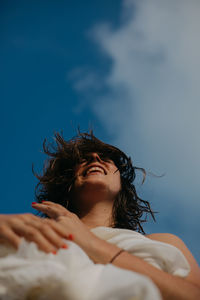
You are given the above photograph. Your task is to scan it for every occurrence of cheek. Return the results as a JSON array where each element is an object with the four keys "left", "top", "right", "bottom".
[
  {"left": 111, "top": 173, "right": 121, "bottom": 192},
  {"left": 73, "top": 175, "right": 83, "bottom": 189}
]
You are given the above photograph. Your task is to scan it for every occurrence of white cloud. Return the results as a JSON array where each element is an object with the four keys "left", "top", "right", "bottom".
[
  {"left": 72, "top": 0, "right": 200, "bottom": 258},
  {"left": 90, "top": 0, "right": 200, "bottom": 197}
]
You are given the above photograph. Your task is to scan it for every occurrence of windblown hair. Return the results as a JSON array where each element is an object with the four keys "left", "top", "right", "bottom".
[{"left": 34, "top": 131, "right": 155, "bottom": 233}]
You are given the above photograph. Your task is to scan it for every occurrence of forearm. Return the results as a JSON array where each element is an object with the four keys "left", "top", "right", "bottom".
[{"left": 86, "top": 237, "right": 200, "bottom": 300}]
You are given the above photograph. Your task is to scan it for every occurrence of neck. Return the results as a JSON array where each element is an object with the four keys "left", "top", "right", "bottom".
[{"left": 75, "top": 200, "right": 114, "bottom": 229}]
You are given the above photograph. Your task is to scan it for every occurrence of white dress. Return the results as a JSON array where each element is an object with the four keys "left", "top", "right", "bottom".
[{"left": 0, "top": 227, "right": 190, "bottom": 300}]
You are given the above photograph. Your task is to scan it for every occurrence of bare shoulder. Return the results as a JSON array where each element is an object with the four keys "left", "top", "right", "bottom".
[
  {"left": 146, "top": 232, "right": 184, "bottom": 245},
  {"left": 146, "top": 233, "right": 200, "bottom": 287}
]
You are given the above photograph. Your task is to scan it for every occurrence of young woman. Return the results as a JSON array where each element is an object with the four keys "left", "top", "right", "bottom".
[{"left": 0, "top": 132, "right": 199, "bottom": 300}]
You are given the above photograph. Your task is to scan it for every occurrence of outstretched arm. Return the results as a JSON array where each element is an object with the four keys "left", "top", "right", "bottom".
[{"left": 86, "top": 232, "right": 200, "bottom": 300}]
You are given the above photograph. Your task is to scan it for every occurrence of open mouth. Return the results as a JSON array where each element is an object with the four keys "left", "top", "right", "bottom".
[{"left": 84, "top": 166, "right": 106, "bottom": 176}]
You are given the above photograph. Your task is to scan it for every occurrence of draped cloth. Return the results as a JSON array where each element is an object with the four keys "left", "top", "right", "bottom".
[{"left": 0, "top": 227, "right": 190, "bottom": 300}]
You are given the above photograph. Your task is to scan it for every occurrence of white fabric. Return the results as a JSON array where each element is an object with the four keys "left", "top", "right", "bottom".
[
  {"left": 0, "top": 227, "right": 190, "bottom": 300},
  {"left": 91, "top": 227, "right": 190, "bottom": 277}
]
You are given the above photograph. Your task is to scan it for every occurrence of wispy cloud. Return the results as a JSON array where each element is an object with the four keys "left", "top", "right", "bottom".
[{"left": 72, "top": 0, "right": 200, "bottom": 258}]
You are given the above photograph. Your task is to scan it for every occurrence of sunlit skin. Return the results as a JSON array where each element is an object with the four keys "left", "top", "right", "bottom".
[{"left": 71, "top": 152, "right": 121, "bottom": 228}]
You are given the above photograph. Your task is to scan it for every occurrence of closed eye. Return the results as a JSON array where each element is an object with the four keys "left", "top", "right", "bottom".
[
  {"left": 102, "top": 158, "right": 113, "bottom": 163},
  {"left": 79, "top": 153, "right": 114, "bottom": 164}
]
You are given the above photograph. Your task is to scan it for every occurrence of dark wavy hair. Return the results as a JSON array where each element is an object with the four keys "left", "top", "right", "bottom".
[{"left": 34, "top": 131, "right": 155, "bottom": 233}]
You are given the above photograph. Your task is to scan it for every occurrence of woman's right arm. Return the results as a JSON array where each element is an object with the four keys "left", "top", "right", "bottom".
[{"left": 0, "top": 214, "right": 70, "bottom": 253}]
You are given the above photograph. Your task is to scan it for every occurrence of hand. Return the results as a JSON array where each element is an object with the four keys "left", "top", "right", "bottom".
[
  {"left": 0, "top": 213, "right": 70, "bottom": 253},
  {"left": 32, "top": 201, "right": 100, "bottom": 255},
  {"left": 32, "top": 202, "right": 123, "bottom": 264},
  {"left": 31, "top": 201, "right": 69, "bottom": 219}
]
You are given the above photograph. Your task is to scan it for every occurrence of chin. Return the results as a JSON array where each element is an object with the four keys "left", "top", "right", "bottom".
[
  {"left": 73, "top": 174, "right": 120, "bottom": 198},
  {"left": 83, "top": 178, "right": 108, "bottom": 190},
  {"left": 74, "top": 177, "right": 109, "bottom": 195}
]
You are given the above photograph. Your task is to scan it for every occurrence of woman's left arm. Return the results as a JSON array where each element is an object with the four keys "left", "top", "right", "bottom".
[
  {"left": 33, "top": 202, "right": 200, "bottom": 300},
  {"left": 88, "top": 232, "right": 200, "bottom": 300}
]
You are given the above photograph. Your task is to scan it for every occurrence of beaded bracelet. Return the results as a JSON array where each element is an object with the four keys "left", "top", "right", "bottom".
[{"left": 109, "top": 249, "right": 125, "bottom": 263}]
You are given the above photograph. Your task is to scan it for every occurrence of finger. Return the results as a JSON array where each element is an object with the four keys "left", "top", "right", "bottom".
[
  {"left": 32, "top": 202, "right": 69, "bottom": 219},
  {"left": 0, "top": 225, "right": 21, "bottom": 249},
  {"left": 32, "top": 203, "right": 59, "bottom": 219},
  {"left": 43, "top": 218, "right": 71, "bottom": 240},
  {"left": 10, "top": 221, "right": 58, "bottom": 253},
  {"left": 41, "top": 201, "right": 65, "bottom": 207},
  {"left": 40, "top": 201, "right": 71, "bottom": 216},
  {"left": 20, "top": 213, "right": 42, "bottom": 222},
  {"left": 45, "top": 219, "right": 75, "bottom": 242},
  {"left": 27, "top": 219, "right": 68, "bottom": 250}
]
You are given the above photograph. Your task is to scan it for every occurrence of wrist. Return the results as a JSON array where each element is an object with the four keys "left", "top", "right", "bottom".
[{"left": 84, "top": 234, "right": 121, "bottom": 264}]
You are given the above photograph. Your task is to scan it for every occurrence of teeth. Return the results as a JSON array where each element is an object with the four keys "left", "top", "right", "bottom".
[{"left": 86, "top": 167, "right": 104, "bottom": 175}]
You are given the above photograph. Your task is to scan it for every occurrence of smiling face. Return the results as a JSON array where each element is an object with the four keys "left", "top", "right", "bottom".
[{"left": 72, "top": 152, "right": 121, "bottom": 204}]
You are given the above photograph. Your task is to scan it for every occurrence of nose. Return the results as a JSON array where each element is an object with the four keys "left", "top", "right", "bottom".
[{"left": 89, "top": 152, "right": 102, "bottom": 163}]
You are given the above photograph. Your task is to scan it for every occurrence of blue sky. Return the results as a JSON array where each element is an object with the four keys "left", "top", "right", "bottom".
[
  {"left": 1, "top": 0, "right": 121, "bottom": 211},
  {"left": 1, "top": 0, "right": 200, "bottom": 264}
]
